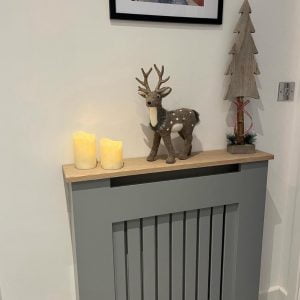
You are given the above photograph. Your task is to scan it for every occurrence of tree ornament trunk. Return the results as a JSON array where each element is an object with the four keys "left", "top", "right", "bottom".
[{"left": 236, "top": 97, "right": 245, "bottom": 145}]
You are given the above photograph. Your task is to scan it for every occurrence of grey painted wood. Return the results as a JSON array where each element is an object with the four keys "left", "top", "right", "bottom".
[
  {"left": 235, "top": 162, "right": 268, "bottom": 300},
  {"left": 76, "top": 170, "right": 246, "bottom": 224},
  {"left": 113, "top": 222, "right": 127, "bottom": 300},
  {"left": 157, "top": 214, "right": 170, "bottom": 300},
  {"left": 142, "top": 217, "right": 156, "bottom": 300},
  {"left": 171, "top": 212, "right": 184, "bottom": 300},
  {"left": 222, "top": 204, "right": 238, "bottom": 300},
  {"left": 127, "top": 219, "right": 142, "bottom": 300},
  {"left": 184, "top": 210, "right": 198, "bottom": 300},
  {"left": 69, "top": 161, "right": 268, "bottom": 300},
  {"left": 65, "top": 182, "right": 80, "bottom": 300},
  {"left": 197, "top": 208, "right": 211, "bottom": 300},
  {"left": 72, "top": 192, "right": 115, "bottom": 299},
  {"left": 210, "top": 206, "right": 224, "bottom": 300},
  {"left": 64, "top": 181, "right": 72, "bottom": 226}
]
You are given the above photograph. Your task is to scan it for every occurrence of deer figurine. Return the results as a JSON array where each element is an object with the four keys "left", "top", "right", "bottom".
[{"left": 136, "top": 64, "right": 200, "bottom": 164}]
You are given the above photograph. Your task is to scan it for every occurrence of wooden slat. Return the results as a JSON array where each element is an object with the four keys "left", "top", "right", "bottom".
[
  {"left": 157, "top": 214, "right": 170, "bottom": 300},
  {"left": 197, "top": 208, "right": 211, "bottom": 300},
  {"left": 171, "top": 212, "right": 184, "bottom": 300},
  {"left": 184, "top": 210, "right": 198, "bottom": 300},
  {"left": 63, "top": 150, "right": 274, "bottom": 182},
  {"left": 142, "top": 217, "right": 156, "bottom": 300},
  {"left": 222, "top": 204, "right": 238, "bottom": 300},
  {"left": 127, "top": 219, "right": 142, "bottom": 300},
  {"left": 210, "top": 206, "right": 225, "bottom": 300},
  {"left": 113, "top": 222, "right": 127, "bottom": 300}
]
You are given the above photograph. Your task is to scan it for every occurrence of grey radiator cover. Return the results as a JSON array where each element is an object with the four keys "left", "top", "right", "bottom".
[{"left": 65, "top": 161, "right": 269, "bottom": 300}]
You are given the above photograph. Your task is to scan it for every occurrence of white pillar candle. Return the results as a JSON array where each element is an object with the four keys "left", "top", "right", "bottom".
[
  {"left": 73, "top": 131, "right": 97, "bottom": 170},
  {"left": 100, "top": 138, "right": 123, "bottom": 170}
]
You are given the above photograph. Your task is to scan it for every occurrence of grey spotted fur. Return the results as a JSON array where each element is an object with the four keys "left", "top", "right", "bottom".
[{"left": 136, "top": 65, "right": 200, "bottom": 164}]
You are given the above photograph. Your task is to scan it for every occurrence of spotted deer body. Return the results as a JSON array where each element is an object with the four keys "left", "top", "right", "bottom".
[{"left": 136, "top": 65, "right": 200, "bottom": 164}]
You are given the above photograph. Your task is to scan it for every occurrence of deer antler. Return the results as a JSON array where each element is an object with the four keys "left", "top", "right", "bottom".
[
  {"left": 136, "top": 67, "right": 153, "bottom": 94},
  {"left": 154, "top": 64, "right": 170, "bottom": 92}
]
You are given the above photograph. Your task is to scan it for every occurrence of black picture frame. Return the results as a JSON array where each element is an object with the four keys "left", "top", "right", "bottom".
[{"left": 109, "top": 0, "right": 224, "bottom": 24}]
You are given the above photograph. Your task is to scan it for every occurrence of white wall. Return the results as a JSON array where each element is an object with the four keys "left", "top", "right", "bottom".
[
  {"left": 0, "top": 0, "right": 299, "bottom": 299},
  {"left": 250, "top": 1, "right": 300, "bottom": 299},
  {"left": 285, "top": 69, "right": 300, "bottom": 299}
]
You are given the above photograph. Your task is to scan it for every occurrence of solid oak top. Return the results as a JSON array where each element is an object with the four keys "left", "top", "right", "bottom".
[{"left": 63, "top": 149, "right": 274, "bottom": 183}]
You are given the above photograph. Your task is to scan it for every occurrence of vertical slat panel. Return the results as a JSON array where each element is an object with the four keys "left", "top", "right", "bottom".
[
  {"left": 142, "top": 217, "right": 156, "bottom": 300},
  {"left": 113, "top": 206, "right": 236, "bottom": 300},
  {"left": 210, "top": 206, "right": 225, "bottom": 300},
  {"left": 222, "top": 204, "right": 238, "bottom": 300},
  {"left": 127, "top": 219, "right": 142, "bottom": 300},
  {"left": 197, "top": 208, "right": 211, "bottom": 300},
  {"left": 157, "top": 214, "right": 170, "bottom": 300},
  {"left": 171, "top": 212, "right": 184, "bottom": 300},
  {"left": 185, "top": 210, "right": 198, "bottom": 300},
  {"left": 113, "top": 222, "right": 127, "bottom": 300}
]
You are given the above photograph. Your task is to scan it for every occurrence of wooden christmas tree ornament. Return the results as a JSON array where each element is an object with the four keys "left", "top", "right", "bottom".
[{"left": 225, "top": 0, "right": 260, "bottom": 154}]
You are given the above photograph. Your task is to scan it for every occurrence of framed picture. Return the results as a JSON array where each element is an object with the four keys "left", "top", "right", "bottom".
[{"left": 109, "top": 0, "right": 223, "bottom": 24}]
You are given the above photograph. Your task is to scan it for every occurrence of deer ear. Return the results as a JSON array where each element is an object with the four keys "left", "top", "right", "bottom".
[
  {"left": 160, "top": 87, "right": 172, "bottom": 98},
  {"left": 138, "top": 91, "right": 147, "bottom": 98}
]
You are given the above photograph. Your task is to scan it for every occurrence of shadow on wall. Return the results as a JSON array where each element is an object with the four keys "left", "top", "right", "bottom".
[
  {"left": 259, "top": 190, "right": 282, "bottom": 300},
  {"left": 140, "top": 123, "right": 203, "bottom": 155},
  {"left": 110, "top": 18, "right": 224, "bottom": 32}
]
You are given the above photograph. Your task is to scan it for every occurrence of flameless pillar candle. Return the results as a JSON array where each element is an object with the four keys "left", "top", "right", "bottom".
[
  {"left": 100, "top": 138, "right": 123, "bottom": 170},
  {"left": 73, "top": 131, "right": 97, "bottom": 170}
]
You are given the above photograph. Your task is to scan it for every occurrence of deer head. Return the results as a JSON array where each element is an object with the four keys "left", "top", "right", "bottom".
[{"left": 136, "top": 64, "right": 172, "bottom": 107}]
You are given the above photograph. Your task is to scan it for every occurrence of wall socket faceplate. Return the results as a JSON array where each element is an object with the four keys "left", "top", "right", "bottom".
[{"left": 278, "top": 82, "right": 295, "bottom": 101}]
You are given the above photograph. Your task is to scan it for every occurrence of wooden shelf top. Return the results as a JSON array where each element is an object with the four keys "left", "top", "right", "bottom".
[{"left": 63, "top": 149, "right": 274, "bottom": 183}]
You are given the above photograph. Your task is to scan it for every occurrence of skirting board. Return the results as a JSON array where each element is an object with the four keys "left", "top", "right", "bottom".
[{"left": 259, "top": 286, "right": 288, "bottom": 300}]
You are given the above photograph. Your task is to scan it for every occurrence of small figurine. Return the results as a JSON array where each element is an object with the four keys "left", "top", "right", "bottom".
[{"left": 136, "top": 64, "right": 200, "bottom": 164}]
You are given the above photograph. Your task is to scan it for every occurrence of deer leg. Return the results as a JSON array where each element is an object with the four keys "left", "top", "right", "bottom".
[
  {"left": 178, "top": 130, "right": 193, "bottom": 160},
  {"left": 178, "top": 131, "right": 185, "bottom": 140},
  {"left": 147, "top": 132, "right": 161, "bottom": 162},
  {"left": 162, "top": 134, "right": 176, "bottom": 164}
]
